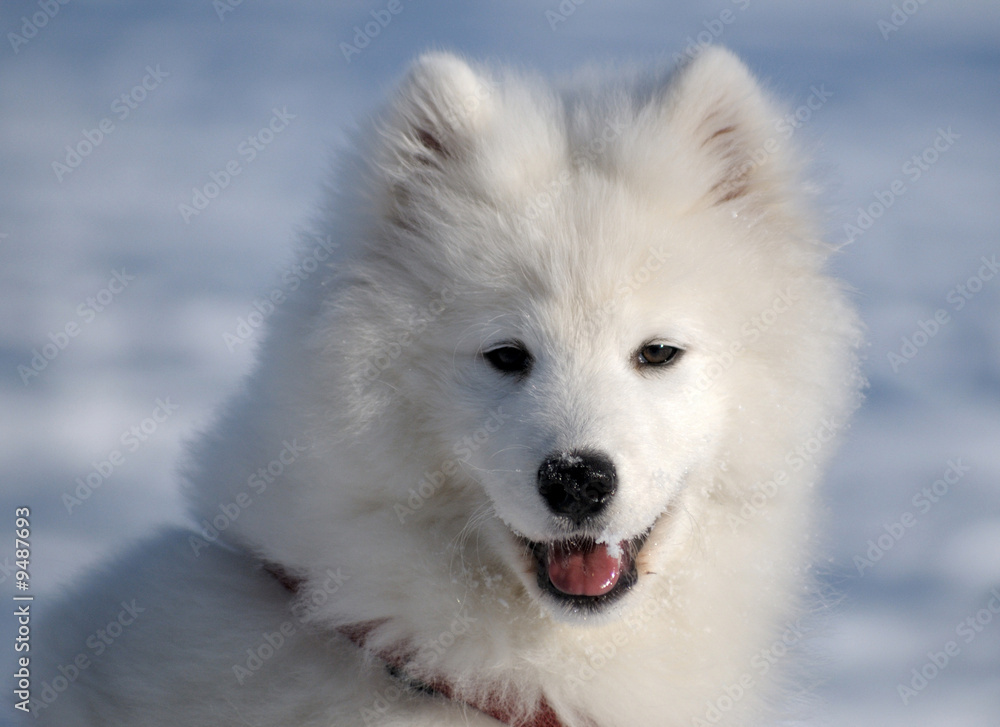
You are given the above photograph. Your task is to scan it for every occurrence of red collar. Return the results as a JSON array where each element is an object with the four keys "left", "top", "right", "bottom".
[{"left": 263, "top": 563, "right": 571, "bottom": 727}]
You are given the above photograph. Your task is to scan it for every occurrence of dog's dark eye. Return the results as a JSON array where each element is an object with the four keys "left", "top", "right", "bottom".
[
  {"left": 637, "top": 343, "right": 682, "bottom": 368},
  {"left": 484, "top": 343, "right": 532, "bottom": 376}
]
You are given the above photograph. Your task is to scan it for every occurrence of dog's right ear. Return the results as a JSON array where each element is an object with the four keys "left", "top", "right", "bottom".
[{"left": 381, "top": 52, "right": 495, "bottom": 171}]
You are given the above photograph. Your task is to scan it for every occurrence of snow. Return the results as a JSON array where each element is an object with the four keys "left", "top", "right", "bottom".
[{"left": 2, "top": 0, "right": 998, "bottom": 723}]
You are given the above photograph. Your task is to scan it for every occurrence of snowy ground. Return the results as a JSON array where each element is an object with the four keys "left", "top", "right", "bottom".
[{"left": 2, "top": 1, "right": 998, "bottom": 724}]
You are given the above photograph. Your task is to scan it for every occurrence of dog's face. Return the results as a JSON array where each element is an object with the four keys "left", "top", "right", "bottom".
[
  {"left": 340, "top": 49, "right": 815, "bottom": 620},
  {"left": 446, "top": 239, "right": 728, "bottom": 617}
]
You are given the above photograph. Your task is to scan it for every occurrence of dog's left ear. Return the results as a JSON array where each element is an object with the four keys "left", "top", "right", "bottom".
[
  {"left": 382, "top": 51, "right": 494, "bottom": 171},
  {"left": 660, "top": 47, "right": 792, "bottom": 210}
]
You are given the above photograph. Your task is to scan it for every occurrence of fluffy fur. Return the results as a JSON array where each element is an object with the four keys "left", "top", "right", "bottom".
[{"left": 37, "top": 48, "right": 862, "bottom": 726}]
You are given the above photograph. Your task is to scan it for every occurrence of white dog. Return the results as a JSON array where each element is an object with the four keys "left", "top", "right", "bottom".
[{"left": 36, "top": 48, "right": 862, "bottom": 726}]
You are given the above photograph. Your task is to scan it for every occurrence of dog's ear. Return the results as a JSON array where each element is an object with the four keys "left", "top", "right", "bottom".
[
  {"left": 382, "top": 51, "right": 494, "bottom": 170},
  {"left": 662, "top": 47, "right": 790, "bottom": 209}
]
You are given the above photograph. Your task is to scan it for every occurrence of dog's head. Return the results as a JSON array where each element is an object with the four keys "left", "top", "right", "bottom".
[{"left": 290, "top": 48, "right": 861, "bottom": 623}]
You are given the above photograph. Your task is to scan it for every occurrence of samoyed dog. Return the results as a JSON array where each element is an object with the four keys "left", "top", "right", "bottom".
[{"left": 37, "top": 48, "right": 862, "bottom": 726}]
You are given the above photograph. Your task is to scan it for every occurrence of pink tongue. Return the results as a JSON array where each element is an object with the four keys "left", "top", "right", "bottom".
[{"left": 546, "top": 541, "right": 623, "bottom": 597}]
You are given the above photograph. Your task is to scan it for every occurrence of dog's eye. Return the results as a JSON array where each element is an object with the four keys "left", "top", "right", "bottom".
[
  {"left": 637, "top": 343, "right": 682, "bottom": 368},
  {"left": 484, "top": 343, "right": 532, "bottom": 376}
]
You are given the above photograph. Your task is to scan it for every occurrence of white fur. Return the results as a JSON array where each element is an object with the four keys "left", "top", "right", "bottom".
[{"left": 37, "top": 48, "right": 862, "bottom": 726}]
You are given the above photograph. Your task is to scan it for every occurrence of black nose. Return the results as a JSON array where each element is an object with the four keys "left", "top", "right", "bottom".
[{"left": 537, "top": 450, "right": 617, "bottom": 524}]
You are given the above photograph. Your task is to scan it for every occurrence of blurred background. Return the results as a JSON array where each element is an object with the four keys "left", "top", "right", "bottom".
[{"left": 2, "top": 1, "right": 998, "bottom": 724}]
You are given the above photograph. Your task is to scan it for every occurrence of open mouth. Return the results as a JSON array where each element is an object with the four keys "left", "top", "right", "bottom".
[{"left": 523, "top": 531, "right": 649, "bottom": 611}]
